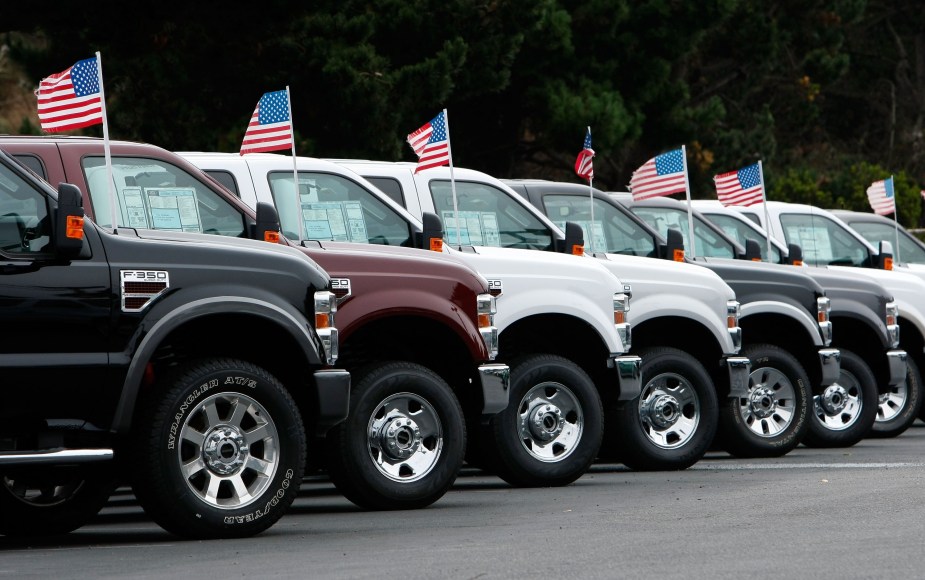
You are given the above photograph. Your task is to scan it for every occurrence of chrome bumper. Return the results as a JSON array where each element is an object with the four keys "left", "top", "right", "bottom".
[
  {"left": 725, "top": 356, "right": 751, "bottom": 398},
  {"left": 886, "top": 349, "right": 908, "bottom": 387},
  {"left": 479, "top": 363, "right": 511, "bottom": 415},
  {"left": 819, "top": 348, "right": 841, "bottom": 387},
  {"left": 612, "top": 355, "right": 643, "bottom": 401}
]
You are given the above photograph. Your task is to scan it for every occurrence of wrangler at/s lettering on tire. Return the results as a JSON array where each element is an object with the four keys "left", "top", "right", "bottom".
[{"left": 130, "top": 358, "right": 305, "bottom": 539}]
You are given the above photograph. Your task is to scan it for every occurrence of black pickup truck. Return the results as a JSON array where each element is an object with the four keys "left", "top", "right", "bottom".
[{"left": 0, "top": 149, "right": 349, "bottom": 539}]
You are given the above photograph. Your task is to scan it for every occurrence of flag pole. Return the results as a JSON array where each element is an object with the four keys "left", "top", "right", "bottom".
[
  {"left": 891, "top": 175, "right": 900, "bottom": 264},
  {"left": 444, "top": 108, "right": 461, "bottom": 249},
  {"left": 758, "top": 160, "right": 771, "bottom": 261},
  {"left": 285, "top": 86, "right": 305, "bottom": 243},
  {"left": 586, "top": 125, "right": 595, "bottom": 255},
  {"left": 94, "top": 52, "right": 118, "bottom": 231},
  {"left": 681, "top": 144, "right": 696, "bottom": 258}
]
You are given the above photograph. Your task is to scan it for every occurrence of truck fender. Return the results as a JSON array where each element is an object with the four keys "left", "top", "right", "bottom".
[
  {"left": 109, "top": 296, "right": 322, "bottom": 434},
  {"left": 739, "top": 299, "right": 824, "bottom": 346}
]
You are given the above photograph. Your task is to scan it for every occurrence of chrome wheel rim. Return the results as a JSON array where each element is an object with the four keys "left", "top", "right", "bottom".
[
  {"left": 738, "top": 366, "right": 797, "bottom": 437},
  {"left": 637, "top": 372, "right": 699, "bottom": 449},
  {"left": 813, "top": 375, "right": 863, "bottom": 431},
  {"left": 876, "top": 379, "right": 909, "bottom": 424},
  {"left": 517, "top": 382, "right": 583, "bottom": 462},
  {"left": 367, "top": 392, "right": 443, "bottom": 482},
  {"left": 177, "top": 392, "right": 279, "bottom": 509}
]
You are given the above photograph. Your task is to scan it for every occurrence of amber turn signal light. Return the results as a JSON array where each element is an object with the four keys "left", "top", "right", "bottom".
[{"left": 66, "top": 215, "right": 84, "bottom": 239}]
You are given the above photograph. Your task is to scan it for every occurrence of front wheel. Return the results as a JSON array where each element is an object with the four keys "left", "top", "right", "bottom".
[
  {"left": 870, "top": 357, "right": 923, "bottom": 438},
  {"left": 718, "top": 343, "right": 810, "bottom": 458},
  {"left": 130, "top": 358, "right": 306, "bottom": 539},
  {"left": 486, "top": 354, "right": 603, "bottom": 487},
  {"left": 325, "top": 362, "right": 465, "bottom": 510},
  {"left": 610, "top": 347, "right": 718, "bottom": 471},
  {"left": 803, "top": 349, "right": 879, "bottom": 448}
]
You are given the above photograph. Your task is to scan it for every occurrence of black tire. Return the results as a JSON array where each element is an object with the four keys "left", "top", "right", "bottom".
[
  {"left": 870, "top": 356, "right": 923, "bottom": 438},
  {"left": 486, "top": 354, "right": 603, "bottom": 486},
  {"left": 0, "top": 466, "right": 116, "bottom": 537},
  {"left": 610, "top": 347, "right": 717, "bottom": 470},
  {"left": 130, "top": 358, "right": 306, "bottom": 539},
  {"left": 803, "top": 349, "right": 879, "bottom": 448},
  {"left": 325, "top": 361, "right": 465, "bottom": 510},
  {"left": 718, "top": 343, "right": 811, "bottom": 458}
]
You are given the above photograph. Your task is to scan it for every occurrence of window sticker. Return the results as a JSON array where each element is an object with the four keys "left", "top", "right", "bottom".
[
  {"left": 144, "top": 188, "right": 202, "bottom": 232},
  {"left": 556, "top": 220, "right": 605, "bottom": 252},
  {"left": 441, "top": 210, "right": 501, "bottom": 246},
  {"left": 301, "top": 201, "right": 368, "bottom": 242},
  {"left": 785, "top": 224, "right": 832, "bottom": 262},
  {"left": 120, "top": 187, "right": 150, "bottom": 229}
]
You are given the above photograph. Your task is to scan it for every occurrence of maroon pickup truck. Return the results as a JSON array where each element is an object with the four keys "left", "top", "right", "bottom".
[{"left": 2, "top": 135, "right": 509, "bottom": 511}]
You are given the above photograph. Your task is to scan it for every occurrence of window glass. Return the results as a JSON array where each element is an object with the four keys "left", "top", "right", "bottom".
[
  {"left": 542, "top": 194, "right": 656, "bottom": 256},
  {"left": 82, "top": 156, "right": 246, "bottom": 236},
  {"left": 849, "top": 221, "right": 925, "bottom": 264},
  {"left": 268, "top": 171, "right": 411, "bottom": 246},
  {"left": 204, "top": 170, "right": 240, "bottom": 198},
  {"left": 363, "top": 176, "right": 405, "bottom": 206},
  {"left": 631, "top": 206, "right": 735, "bottom": 259},
  {"left": 779, "top": 213, "right": 868, "bottom": 266},
  {"left": 429, "top": 180, "right": 553, "bottom": 250},
  {"left": 0, "top": 161, "right": 50, "bottom": 254},
  {"left": 704, "top": 213, "right": 783, "bottom": 263},
  {"left": 12, "top": 154, "right": 47, "bottom": 180}
]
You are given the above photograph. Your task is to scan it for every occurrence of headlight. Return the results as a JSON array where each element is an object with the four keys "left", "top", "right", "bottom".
[
  {"left": 816, "top": 296, "right": 833, "bottom": 346},
  {"left": 886, "top": 301, "right": 900, "bottom": 348},
  {"left": 477, "top": 293, "right": 499, "bottom": 360},
  {"left": 726, "top": 300, "right": 742, "bottom": 352},
  {"left": 314, "top": 290, "right": 339, "bottom": 365},
  {"left": 614, "top": 284, "right": 632, "bottom": 350}
]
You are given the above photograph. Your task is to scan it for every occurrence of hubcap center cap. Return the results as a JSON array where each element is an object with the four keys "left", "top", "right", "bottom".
[
  {"left": 202, "top": 426, "right": 248, "bottom": 476},
  {"left": 376, "top": 416, "right": 422, "bottom": 460},
  {"left": 749, "top": 386, "right": 777, "bottom": 418},
  {"left": 528, "top": 403, "right": 564, "bottom": 441},
  {"left": 645, "top": 394, "right": 680, "bottom": 428},
  {"left": 820, "top": 384, "right": 848, "bottom": 414}
]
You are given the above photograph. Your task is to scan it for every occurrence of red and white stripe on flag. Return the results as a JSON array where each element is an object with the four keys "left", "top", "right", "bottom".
[{"left": 36, "top": 56, "right": 103, "bottom": 133}]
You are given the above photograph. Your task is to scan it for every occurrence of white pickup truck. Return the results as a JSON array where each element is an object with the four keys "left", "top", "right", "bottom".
[
  {"left": 178, "top": 151, "right": 641, "bottom": 486},
  {"left": 328, "top": 160, "right": 762, "bottom": 468}
]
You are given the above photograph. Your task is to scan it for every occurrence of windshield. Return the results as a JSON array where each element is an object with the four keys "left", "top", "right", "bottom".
[
  {"left": 83, "top": 156, "right": 246, "bottom": 236},
  {"left": 703, "top": 212, "right": 783, "bottom": 263},
  {"left": 631, "top": 206, "right": 736, "bottom": 259},
  {"left": 778, "top": 213, "right": 869, "bottom": 267},
  {"left": 268, "top": 171, "right": 412, "bottom": 246},
  {"left": 428, "top": 180, "right": 553, "bottom": 250},
  {"left": 541, "top": 194, "right": 657, "bottom": 256},
  {"left": 848, "top": 220, "right": 925, "bottom": 265}
]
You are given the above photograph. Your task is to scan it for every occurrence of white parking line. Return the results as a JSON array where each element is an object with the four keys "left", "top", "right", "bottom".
[{"left": 691, "top": 462, "right": 925, "bottom": 470}]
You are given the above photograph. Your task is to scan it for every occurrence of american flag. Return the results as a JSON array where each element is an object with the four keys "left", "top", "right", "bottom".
[
  {"left": 574, "top": 127, "right": 594, "bottom": 181},
  {"left": 629, "top": 148, "right": 687, "bottom": 201},
  {"left": 714, "top": 163, "right": 764, "bottom": 206},
  {"left": 35, "top": 56, "right": 103, "bottom": 133},
  {"left": 407, "top": 111, "right": 450, "bottom": 173},
  {"left": 866, "top": 177, "right": 896, "bottom": 216},
  {"left": 240, "top": 90, "right": 293, "bottom": 154}
]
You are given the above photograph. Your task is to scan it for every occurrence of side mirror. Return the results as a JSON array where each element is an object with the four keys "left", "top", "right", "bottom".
[
  {"left": 421, "top": 212, "right": 444, "bottom": 252},
  {"left": 255, "top": 201, "right": 281, "bottom": 243},
  {"left": 877, "top": 240, "right": 894, "bottom": 270},
  {"left": 786, "top": 243, "right": 803, "bottom": 266},
  {"left": 744, "top": 238, "right": 762, "bottom": 261},
  {"left": 561, "top": 221, "right": 584, "bottom": 255},
  {"left": 54, "top": 183, "right": 85, "bottom": 257},
  {"left": 665, "top": 227, "right": 685, "bottom": 262}
]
